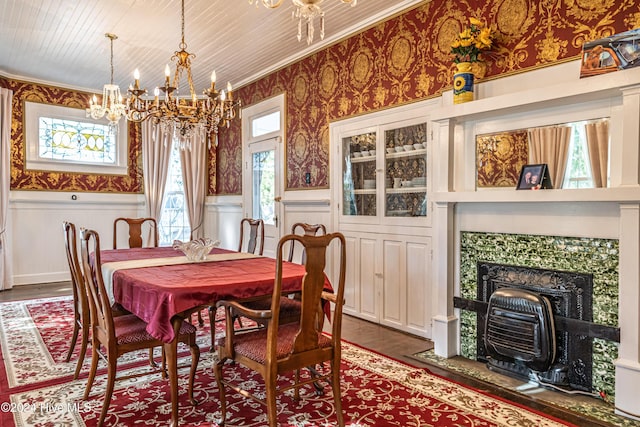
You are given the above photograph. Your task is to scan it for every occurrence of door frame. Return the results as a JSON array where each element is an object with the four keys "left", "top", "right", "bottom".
[{"left": 241, "top": 93, "right": 285, "bottom": 258}]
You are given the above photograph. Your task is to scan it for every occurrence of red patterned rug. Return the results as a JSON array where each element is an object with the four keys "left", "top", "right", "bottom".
[{"left": 0, "top": 297, "right": 577, "bottom": 426}]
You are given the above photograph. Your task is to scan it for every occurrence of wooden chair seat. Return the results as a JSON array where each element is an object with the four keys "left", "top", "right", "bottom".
[
  {"left": 114, "top": 314, "right": 196, "bottom": 345},
  {"left": 216, "top": 323, "right": 332, "bottom": 364}
]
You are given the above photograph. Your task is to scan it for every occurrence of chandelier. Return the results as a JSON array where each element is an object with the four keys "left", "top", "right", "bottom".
[
  {"left": 86, "top": 33, "right": 126, "bottom": 133},
  {"left": 125, "top": 0, "right": 241, "bottom": 148},
  {"left": 249, "top": 0, "right": 358, "bottom": 45}
]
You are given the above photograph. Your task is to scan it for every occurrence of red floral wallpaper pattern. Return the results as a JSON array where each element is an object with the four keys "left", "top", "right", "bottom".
[
  {"left": 5, "top": 0, "right": 640, "bottom": 194},
  {"left": 218, "top": 0, "right": 640, "bottom": 194},
  {"left": 4, "top": 78, "right": 142, "bottom": 193}
]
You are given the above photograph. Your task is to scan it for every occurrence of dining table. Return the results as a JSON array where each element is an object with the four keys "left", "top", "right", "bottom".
[{"left": 98, "top": 245, "right": 321, "bottom": 427}]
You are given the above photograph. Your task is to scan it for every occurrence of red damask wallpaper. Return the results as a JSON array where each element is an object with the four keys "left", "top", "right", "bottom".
[
  {"left": 217, "top": 0, "right": 640, "bottom": 194},
  {"left": 5, "top": 78, "right": 143, "bottom": 193},
  {"left": 5, "top": 0, "right": 640, "bottom": 195}
]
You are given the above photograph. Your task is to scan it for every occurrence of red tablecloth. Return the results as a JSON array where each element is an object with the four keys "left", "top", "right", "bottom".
[{"left": 100, "top": 247, "right": 318, "bottom": 343}]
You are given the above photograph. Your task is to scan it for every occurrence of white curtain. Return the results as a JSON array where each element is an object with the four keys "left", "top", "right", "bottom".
[
  {"left": 142, "top": 121, "right": 173, "bottom": 230},
  {"left": 0, "top": 88, "right": 14, "bottom": 290},
  {"left": 585, "top": 120, "right": 609, "bottom": 188},
  {"left": 180, "top": 134, "right": 208, "bottom": 240},
  {"left": 528, "top": 125, "right": 571, "bottom": 189}
]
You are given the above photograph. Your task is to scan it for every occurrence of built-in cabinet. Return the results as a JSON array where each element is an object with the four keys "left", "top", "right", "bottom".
[{"left": 331, "top": 100, "right": 438, "bottom": 339}]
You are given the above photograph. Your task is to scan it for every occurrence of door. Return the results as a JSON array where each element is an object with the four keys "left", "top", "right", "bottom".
[
  {"left": 246, "top": 138, "right": 281, "bottom": 258},
  {"left": 242, "top": 94, "right": 285, "bottom": 259}
]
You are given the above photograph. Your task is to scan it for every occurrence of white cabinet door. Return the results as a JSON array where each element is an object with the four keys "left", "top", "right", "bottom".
[
  {"left": 381, "top": 239, "right": 404, "bottom": 328},
  {"left": 405, "top": 240, "right": 431, "bottom": 336},
  {"left": 358, "top": 237, "right": 379, "bottom": 323}
]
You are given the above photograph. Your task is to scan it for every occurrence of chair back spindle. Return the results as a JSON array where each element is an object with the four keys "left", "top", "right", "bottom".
[
  {"left": 238, "top": 218, "right": 264, "bottom": 255},
  {"left": 113, "top": 217, "right": 158, "bottom": 249}
]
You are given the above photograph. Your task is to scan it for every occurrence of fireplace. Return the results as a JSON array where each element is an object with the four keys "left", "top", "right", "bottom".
[{"left": 476, "top": 263, "right": 594, "bottom": 391}]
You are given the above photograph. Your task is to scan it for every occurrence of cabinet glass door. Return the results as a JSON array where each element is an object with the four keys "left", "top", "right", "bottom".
[
  {"left": 384, "top": 123, "right": 427, "bottom": 217},
  {"left": 342, "top": 132, "right": 377, "bottom": 217}
]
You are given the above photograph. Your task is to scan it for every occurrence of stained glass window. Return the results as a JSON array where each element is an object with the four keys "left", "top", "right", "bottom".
[
  {"left": 38, "top": 117, "right": 116, "bottom": 164},
  {"left": 25, "top": 101, "right": 127, "bottom": 175}
]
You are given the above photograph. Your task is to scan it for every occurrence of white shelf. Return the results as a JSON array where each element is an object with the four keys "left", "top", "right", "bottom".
[
  {"left": 386, "top": 186, "right": 427, "bottom": 194},
  {"left": 352, "top": 189, "right": 377, "bottom": 195},
  {"left": 385, "top": 148, "right": 426, "bottom": 159},
  {"left": 432, "top": 66, "right": 640, "bottom": 123},
  {"left": 350, "top": 155, "right": 376, "bottom": 163},
  {"left": 432, "top": 186, "right": 640, "bottom": 203}
]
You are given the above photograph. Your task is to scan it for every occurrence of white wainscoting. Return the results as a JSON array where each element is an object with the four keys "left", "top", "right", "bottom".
[{"left": 8, "top": 191, "right": 145, "bottom": 285}]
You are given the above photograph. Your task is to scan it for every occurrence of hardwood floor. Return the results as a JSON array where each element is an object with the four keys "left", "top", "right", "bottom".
[{"left": 0, "top": 282, "right": 624, "bottom": 426}]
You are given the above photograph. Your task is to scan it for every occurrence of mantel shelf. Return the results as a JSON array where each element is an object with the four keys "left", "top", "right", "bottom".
[
  {"left": 432, "top": 187, "right": 640, "bottom": 204},
  {"left": 432, "top": 66, "right": 640, "bottom": 123}
]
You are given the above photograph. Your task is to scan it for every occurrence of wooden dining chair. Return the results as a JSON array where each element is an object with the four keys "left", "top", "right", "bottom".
[
  {"left": 214, "top": 232, "right": 347, "bottom": 427},
  {"left": 244, "top": 222, "right": 328, "bottom": 325},
  {"left": 238, "top": 217, "right": 264, "bottom": 255},
  {"left": 79, "top": 228, "right": 200, "bottom": 427},
  {"left": 62, "top": 221, "right": 90, "bottom": 379},
  {"left": 113, "top": 217, "right": 158, "bottom": 249}
]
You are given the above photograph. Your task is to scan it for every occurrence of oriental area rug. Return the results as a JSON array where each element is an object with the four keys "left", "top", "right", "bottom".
[{"left": 0, "top": 296, "right": 578, "bottom": 427}]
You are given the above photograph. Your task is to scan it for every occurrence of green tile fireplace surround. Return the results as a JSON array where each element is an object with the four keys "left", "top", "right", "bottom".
[{"left": 459, "top": 231, "right": 619, "bottom": 399}]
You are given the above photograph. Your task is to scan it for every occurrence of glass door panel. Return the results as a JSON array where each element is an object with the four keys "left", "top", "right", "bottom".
[
  {"left": 342, "top": 132, "right": 377, "bottom": 217},
  {"left": 252, "top": 149, "right": 276, "bottom": 225},
  {"left": 384, "top": 123, "right": 427, "bottom": 218}
]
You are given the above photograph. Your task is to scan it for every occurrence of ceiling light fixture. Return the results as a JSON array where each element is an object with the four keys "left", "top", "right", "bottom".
[
  {"left": 86, "top": 33, "right": 126, "bottom": 133},
  {"left": 125, "top": 0, "right": 241, "bottom": 148},
  {"left": 249, "top": 0, "right": 358, "bottom": 45}
]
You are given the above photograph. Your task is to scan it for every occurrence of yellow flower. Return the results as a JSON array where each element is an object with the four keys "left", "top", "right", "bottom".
[
  {"left": 450, "top": 16, "right": 496, "bottom": 64},
  {"left": 460, "top": 38, "right": 473, "bottom": 47},
  {"left": 469, "top": 17, "right": 483, "bottom": 27}
]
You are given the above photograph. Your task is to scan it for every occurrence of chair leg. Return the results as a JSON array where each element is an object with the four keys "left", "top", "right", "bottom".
[
  {"left": 73, "top": 324, "right": 89, "bottom": 380},
  {"left": 213, "top": 357, "right": 228, "bottom": 426},
  {"left": 265, "top": 373, "right": 278, "bottom": 427},
  {"left": 197, "top": 310, "right": 204, "bottom": 327},
  {"left": 83, "top": 343, "right": 100, "bottom": 399},
  {"left": 65, "top": 320, "right": 80, "bottom": 362},
  {"left": 187, "top": 340, "right": 200, "bottom": 406},
  {"left": 148, "top": 347, "right": 157, "bottom": 368},
  {"left": 98, "top": 359, "right": 117, "bottom": 427},
  {"left": 331, "top": 360, "right": 344, "bottom": 427},
  {"left": 208, "top": 306, "right": 216, "bottom": 353}
]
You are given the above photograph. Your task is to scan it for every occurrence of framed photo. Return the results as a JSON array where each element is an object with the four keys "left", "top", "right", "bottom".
[{"left": 516, "top": 164, "right": 553, "bottom": 190}]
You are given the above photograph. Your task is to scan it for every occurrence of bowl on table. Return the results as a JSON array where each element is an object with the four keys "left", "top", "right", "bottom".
[{"left": 173, "top": 238, "right": 220, "bottom": 262}]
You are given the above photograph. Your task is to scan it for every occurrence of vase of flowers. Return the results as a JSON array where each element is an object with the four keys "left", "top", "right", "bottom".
[{"left": 450, "top": 17, "right": 495, "bottom": 104}]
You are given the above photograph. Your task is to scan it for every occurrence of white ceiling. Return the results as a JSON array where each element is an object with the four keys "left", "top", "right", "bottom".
[{"left": 0, "top": 0, "right": 422, "bottom": 96}]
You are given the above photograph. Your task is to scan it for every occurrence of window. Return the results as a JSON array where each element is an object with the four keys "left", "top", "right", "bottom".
[
  {"left": 563, "top": 121, "right": 596, "bottom": 189},
  {"left": 159, "top": 142, "right": 191, "bottom": 245},
  {"left": 251, "top": 111, "right": 280, "bottom": 138},
  {"left": 25, "top": 101, "right": 127, "bottom": 174}
]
